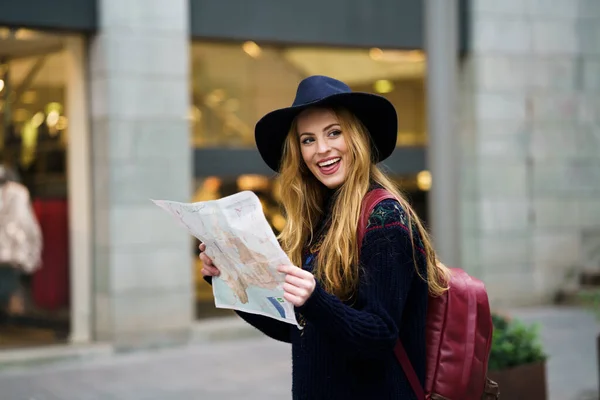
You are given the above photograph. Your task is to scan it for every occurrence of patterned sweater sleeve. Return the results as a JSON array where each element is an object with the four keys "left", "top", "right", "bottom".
[
  {"left": 296, "top": 199, "right": 418, "bottom": 358},
  {"left": 203, "top": 276, "right": 291, "bottom": 343}
]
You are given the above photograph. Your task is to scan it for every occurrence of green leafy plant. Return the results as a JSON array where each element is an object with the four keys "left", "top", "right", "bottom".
[{"left": 488, "top": 312, "right": 547, "bottom": 371}]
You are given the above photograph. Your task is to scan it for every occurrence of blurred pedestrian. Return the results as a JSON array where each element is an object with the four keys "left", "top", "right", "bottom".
[
  {"left": 0, "top": 163, "right": 42, "bottom": 316},
  {"left": 199, "top": 75, "right": 450, "bottom": 399}
]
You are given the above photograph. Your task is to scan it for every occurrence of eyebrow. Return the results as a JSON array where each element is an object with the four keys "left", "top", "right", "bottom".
[{"left": 298, "top": 123, "right": 340, "bottom": 137}]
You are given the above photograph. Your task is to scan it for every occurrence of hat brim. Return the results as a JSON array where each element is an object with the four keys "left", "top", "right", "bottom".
[{"left": 254, "top": 92, "right": 398, "bottom": 172}]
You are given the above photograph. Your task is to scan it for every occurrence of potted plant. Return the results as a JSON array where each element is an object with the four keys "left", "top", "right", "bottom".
[
  {"left": 578, "top": 288, "right": 600, "bottom": 395},
  {"left": 487, "top": 313, "right": 548, "bottom": 400}
]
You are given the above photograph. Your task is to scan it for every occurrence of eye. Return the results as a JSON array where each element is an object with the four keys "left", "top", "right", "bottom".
[
  {"left": 328, "top": 130, "right": 342, "bottom": 137},
  {"left": 300, "top": 137, "right": 314, "bottom": 145}
]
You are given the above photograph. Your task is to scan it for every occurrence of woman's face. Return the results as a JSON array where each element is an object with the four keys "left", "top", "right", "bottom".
[{"left": 296, "top": 108, "right": 349, "bottom": 189}]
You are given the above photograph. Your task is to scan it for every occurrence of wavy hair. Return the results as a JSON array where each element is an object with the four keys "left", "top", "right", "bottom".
[{"left": 276, "top": 106, "right": 450, "bottom": 300}]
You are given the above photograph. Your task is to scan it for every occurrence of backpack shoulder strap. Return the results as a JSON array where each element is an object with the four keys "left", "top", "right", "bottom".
[
  {"left": 358, "top": 188, "right": 426, "bottom": 400},
  {"left": 394, "top": 342, "right": 426, "bottom": 399}
]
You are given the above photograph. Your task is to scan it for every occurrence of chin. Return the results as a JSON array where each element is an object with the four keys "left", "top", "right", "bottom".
[{"left": 320, "top": 175, "right": 346, "bottom": 189}]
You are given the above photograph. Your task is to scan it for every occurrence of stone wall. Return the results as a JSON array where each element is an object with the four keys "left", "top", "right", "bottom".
[{"left": 460, "top": 0, "right": 600, "bottom": 306}]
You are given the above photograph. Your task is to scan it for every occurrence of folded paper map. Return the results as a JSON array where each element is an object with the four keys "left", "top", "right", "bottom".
[{"left": 152, "top": 191, "right": 299, "bottom": 327}]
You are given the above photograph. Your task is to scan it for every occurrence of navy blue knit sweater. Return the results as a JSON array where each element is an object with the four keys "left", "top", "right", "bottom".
[{"left": 206, "top": 189, "right": 428, "bottom": 399}]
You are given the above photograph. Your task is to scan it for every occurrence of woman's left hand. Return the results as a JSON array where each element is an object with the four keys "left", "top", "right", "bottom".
[{"left": 277, "top": 265, "right": 316, "bottom": 307}]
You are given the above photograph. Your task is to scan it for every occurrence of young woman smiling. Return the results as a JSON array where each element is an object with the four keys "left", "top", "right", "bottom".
[{"left": 200, "top": 75, "right": 450, "bottom": 400}]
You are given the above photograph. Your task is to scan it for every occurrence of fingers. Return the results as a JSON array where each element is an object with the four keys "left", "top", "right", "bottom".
[
  {"left": 284, "top": 274, "right": 312, "bottom": 289},
  {"left": 199, "top": 252, "right": 213, "bottom": 266},
  {"left": 283, "top": 292, "right": 304, "bottom": 307},
  {"left": 278, "top": 265, "right": 312, "bottom": 279},
  {"left": 201, "top": 264, "right": 220, "bottom": 277},
  {"left": 283, "top": 282, "right": 311, "bottom": 297},
  {"left": 198, "top": 243, "right": 219, "bottom": 277},
  {"left": 278, "top": 265, "right": 316, "bottom": 307}
]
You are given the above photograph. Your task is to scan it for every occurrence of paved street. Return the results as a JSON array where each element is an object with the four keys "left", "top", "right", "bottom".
[
  {"left": 0, "top": 306, "right": 597, "bottom": 400},
  {"left": 0, "top": 337, "right": 292, "bottom": 400},
  {"left": 510, "top": 307, "right": 599, "bottom": 400}
]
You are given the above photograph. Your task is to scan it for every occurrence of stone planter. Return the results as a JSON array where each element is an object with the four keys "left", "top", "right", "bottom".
[{"left": 488, "top": 361, "right": 547, "bottom": 400}]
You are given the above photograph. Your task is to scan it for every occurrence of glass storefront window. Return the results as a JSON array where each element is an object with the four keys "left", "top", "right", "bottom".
[
  {"left": 1, "top": 28, "right": 69, "bottom": 198},
  {"left": 0, "top": 27, "right": 71, "bottom": 348},
  {"left": 190, "top": 42, "right": 427, "bottom": 149}
]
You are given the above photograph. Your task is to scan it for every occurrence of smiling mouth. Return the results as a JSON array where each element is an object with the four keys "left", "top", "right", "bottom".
[{"left": 317, "top": 158, "right": 341, "bottom": 168}]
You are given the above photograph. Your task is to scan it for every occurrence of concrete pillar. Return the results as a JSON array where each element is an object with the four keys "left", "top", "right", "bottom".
[
  {"left": 65, "top": 36, "right": 93, "bottom": 343},
  {"left": 88, "top": 0, "right": 193, "bottom": 347},
  {"left": 424, "top": 0, "right": 461, "bottom": 267}
]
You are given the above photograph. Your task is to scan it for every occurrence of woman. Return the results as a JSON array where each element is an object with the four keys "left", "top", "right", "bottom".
[
  {"left": 200, "top": 75, "right": 450, "bottom": 399},
  {"left": 0, "top": 164, "right": 42, "bottom": 316}
]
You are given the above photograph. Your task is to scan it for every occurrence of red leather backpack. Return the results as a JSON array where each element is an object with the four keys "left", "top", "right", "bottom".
[{"left": 358, "top": 189, "right": 499, "bottom": 400}]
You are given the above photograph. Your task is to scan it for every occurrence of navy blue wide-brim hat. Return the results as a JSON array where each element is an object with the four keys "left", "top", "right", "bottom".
[{"left": 254, "top": 75, "right": 398, "bottom": 172}]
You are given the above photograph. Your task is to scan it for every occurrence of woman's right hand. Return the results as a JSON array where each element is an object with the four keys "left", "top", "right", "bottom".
[{"left": 199, "top": 243, "right": 221, "bottom": 277}]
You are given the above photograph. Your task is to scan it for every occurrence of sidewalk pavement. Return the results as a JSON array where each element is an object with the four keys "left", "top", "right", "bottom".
[
  {"left": 0, "top": 306, "right": 597, "bottom": 400},
  {"left": 510, "top": 307, "right": 599, "bottom": 400}
]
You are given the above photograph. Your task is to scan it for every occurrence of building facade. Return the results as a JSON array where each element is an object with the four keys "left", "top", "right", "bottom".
[
  {"left": 0, "top": 0, "right": 598, "bottom": 349},
  {"left": 460, "top": 1, "right": 600, "bottom": 306}
]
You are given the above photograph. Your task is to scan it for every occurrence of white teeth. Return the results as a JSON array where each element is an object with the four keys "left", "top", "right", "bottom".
[{"left": 318, "top": 158, "right": 340, "bottom": 167}]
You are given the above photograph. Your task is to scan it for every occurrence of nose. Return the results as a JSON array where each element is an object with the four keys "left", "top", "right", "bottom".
[{"left": 315, "top": 137, "right": 331, "bottom": 154}]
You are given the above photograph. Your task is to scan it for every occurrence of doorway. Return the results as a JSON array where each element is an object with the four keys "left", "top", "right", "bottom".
[{"left": 0, "top": 27, "right": 89, "bottom": 348}]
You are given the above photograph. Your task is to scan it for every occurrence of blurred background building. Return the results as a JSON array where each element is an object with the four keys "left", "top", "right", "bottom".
[{"left": 0, "top": 0, "right": 598, "bottom": 350}]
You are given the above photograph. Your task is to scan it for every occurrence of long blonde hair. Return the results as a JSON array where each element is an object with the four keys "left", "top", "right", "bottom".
[{"left": 277, "top": 106, "right": 450, "bottom": 300}]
